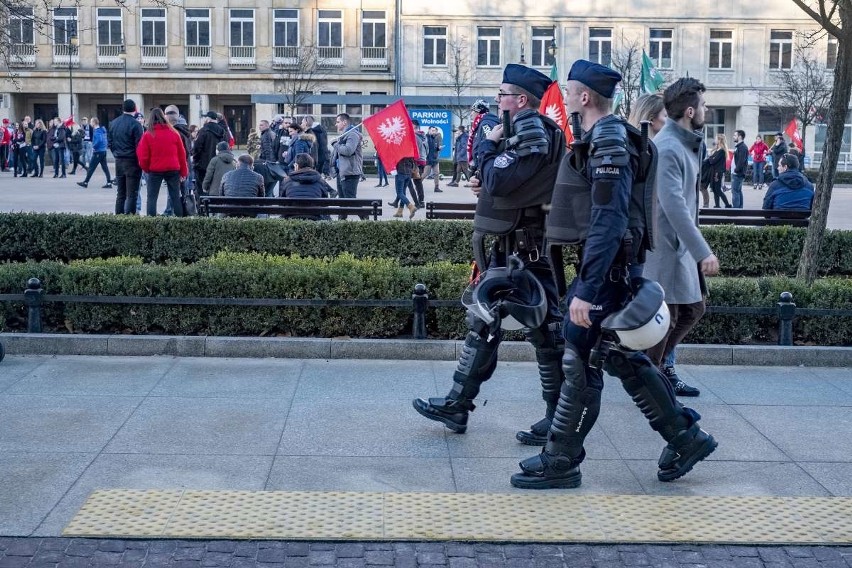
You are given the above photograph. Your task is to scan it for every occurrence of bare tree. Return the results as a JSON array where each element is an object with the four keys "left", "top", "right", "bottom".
[
  {"left": 275, "top": 41, "right": 328, "bottom": 117},
  {"left": 790, "top": 0, "right": 852, "bottom": 283},
  {"left": 609, "top": 38, "right": 643, "bottom": 120},
  {"left": 434, "top": 34, "right": 476, "bottom": 127},
  {"left": 764, "top": 44, "right": 833, "bottom": 154}
]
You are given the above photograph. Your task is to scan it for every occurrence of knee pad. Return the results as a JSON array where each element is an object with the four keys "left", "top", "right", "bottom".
[
  {"left": 525, "top": 321, "right": 565, "bottom": 408},
  {"left": 606, "top": 349, "right": 692, "bottom": 441},
  {"left": 546, "top": 346, "right": 601, "bottom": 458},
  {"left": 447, "top": 315, "right": 502, "bottom": 403}
]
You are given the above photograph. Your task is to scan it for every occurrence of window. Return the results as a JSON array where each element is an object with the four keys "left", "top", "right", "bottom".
[
  {"left": 318, "top": 10, "right": 342, "bottom": 48},
  {"left": 531, "top": 27, "right": 555, "bottom": 67},
  {"left": 10, "top": 7, "right": 34, "bottom": 45},
  {"left": 649, "top": 29, "right": 673, "bottom": 69},
  {"left": 769, "top": 30, "right": 793, "bottom": 70},
  {"left": 827, "top": 36, "right": 838, "bottom": 69},
  {"left": 97, "top": 8, "right": 122, "bottom": 46},
  {"left": 477, "top": 27, "right": 501, "bottom": 67},
  {"left": 588, "top": 28, "right": 612, "bottom": 66},
  {"left": 229, "top": 9, "right": 254, "bottom": 47},
  {"left": 704, "top": 108, "right": 726, "bottom": 143},
  {"left": 362, "top": 11, "right": 386, "bottom": 48},
  {"left": 273, "top": 9, "right": 299, "bottom": 48},
  {"left": 141, "top": 8, "right": 166, "bottom": 46},
  {"left": 423, "top": 26, "right": 447, "bottom": 66},
  {"left": 345, "top": 92, "right": 362, "bottom": 123},
  {"left": 185, "top": 9, "right": 210, "bottom": 47},
  {"left": 53, "top": 7, "right": 78, "bottom": 44},
  {"left": 320, "top": 92, "right": 339, "bottom": 131},
  {"left": 709, "top": 30, "right": 733, "bottom": 69}
]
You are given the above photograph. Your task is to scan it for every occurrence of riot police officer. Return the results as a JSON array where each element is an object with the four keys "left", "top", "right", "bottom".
[
  {"left": 511, "top": 60, "right": 717, "bottom": 489},
  {"left": 413, "top": 64, "right": 567, "bottom": 445}
]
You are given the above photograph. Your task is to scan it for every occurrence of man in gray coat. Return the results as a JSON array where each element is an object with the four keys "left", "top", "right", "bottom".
[
  {"left": 330, "top": 112, "right": 363, "bottom": 219},
  {"left": 642, "top": 78, "right": 720, "bottom": 397}
]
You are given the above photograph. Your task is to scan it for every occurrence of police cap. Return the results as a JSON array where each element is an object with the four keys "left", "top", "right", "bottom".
[
  {"left": 502, "top": 64, "right": 552, "bottom": 99},
  {"left": 567, "top": 59, "right": 622, "bottom": 98}
]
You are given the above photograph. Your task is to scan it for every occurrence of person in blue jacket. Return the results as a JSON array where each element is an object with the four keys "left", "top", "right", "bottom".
[
  {"left": 76, "top": 117, "right": 113, "bottom": 188},
  {"left": 762, "top": 153, "right": 814, "bottom": 211}
]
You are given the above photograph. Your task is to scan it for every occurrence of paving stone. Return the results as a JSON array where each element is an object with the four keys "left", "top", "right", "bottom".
[
  {"left": 620, "top": 551, "right": 651, "bottom": 565},
  {"left": 90, "top": 551, "right": 123, "bottom": 565},
  {"left": 65, "top": 542, "right": 97, "bottom": 558},
  {"left": 0, "top": 557, "right": 31, "bottom": 568},
  {"left": 307, "top": 549, "right": 335, "bottom": 565},
  {"left": 56, "top": 558, "right": 90, "bottom": 568},
  {"left": 416, "top": 543, "right": 445, "bottom": 553},
  {"left": 173, "top": 548, "right": 204, "bottom": 561},
  {"left": 416, "top": 551, "right": 448, "bottom": 565},
  {"left": 336, "top": 559, "right": 365, "bottom": 568},
  {"left": 788, "top": 547, "right": 818, "bottom": 558},
  {"left": 791, "top": 559, "right": 821, "bottom": 568},
  {"left": 813, "top": 548, "right": 844, "bottom": 562},
  {"left": 232, "top": 543, "right": 257, "bottom": 558},
  {"left": 474, "top": 553, "right": 505, "bottom": 567},
  {"left": 732, "top": 557, "right": 766, "bottom": 568},
  {"left": 363, "top": 551, "right": 393, "bottom": 565},
  {"left": 5, "top": 540, "right": 40, "bottom": 556},
  {"left": 200, "top": 552, "right": 233, "bottom": 567},
  {"left": 283, "top": 543, "right": 309, "bottom": 557},
  {"left": 39, "top": 540, "right": 72, "bottom": 552},
  {"left": 674, "top": 550, "right": 705, "bottom": 563},
  {"left": 308, "top": 544, "right": 335, "bottom": 551},
  {"left": 363, "top": 544, "right": 393, "bottom": 552},
  {"left": 503, "top": 545, "right": 532, "bottom": 559},
  {"left": 336, "top": 544, "right": 365, "bottom": 558},
  {"left": 205, "top": 542, "right": 237, "bottom": 554},
  {"left": 97, "top": 540, "right": 127, "bottom": 554},
  {"left": 445, "top": 545, "right": 475, "bottom": 558},
  {"left": 121, "top": 549, "right": 147, "bottom": 563},
  {"left": 448, "top": 558, "right": 476, "bottom": 568},
  {"left": 32, "top": 551, "right": 65, "bottom": 563},
  {"left": 591, "top": 546, "right": 620, "bottom": 561},
  {"left": 148, "top": 542, "right": 178, "bottom": 554},
  {"left": 729, "top": 546, "right": 761, "bottom": 557},
  {"left": 256, "top": 549, "right": 287, "bottom": 564}
]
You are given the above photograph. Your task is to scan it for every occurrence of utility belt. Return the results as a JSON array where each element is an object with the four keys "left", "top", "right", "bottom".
[
  {"left": 552, "top": 233, "right": 635, "bottom": 299},
  {"left": 472, "top": 206, "right": 547, "bottom": 271}
]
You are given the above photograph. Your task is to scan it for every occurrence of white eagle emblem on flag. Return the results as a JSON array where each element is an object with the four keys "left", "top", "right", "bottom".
[
  {"left": 378, "top": 116, "right": 407, "bottom": 145},
  {"left": 544, "top": 104, "right": 564, "bottom": 129}
]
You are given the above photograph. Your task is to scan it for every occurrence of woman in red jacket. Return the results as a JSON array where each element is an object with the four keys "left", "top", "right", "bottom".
[{"left": 136, "top": 108, "right": 189, "bottom": 216}]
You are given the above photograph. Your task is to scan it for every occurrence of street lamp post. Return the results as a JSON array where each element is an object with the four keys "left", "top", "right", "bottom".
[
  {"left": 69, "top": 33, "right": 78, "bottom": 120},
  {"left": 118, "top": 42, "right": 127, "bottom": 99},
  {"left": 548, "top": 38, "right": 557, "bottom": 68}
]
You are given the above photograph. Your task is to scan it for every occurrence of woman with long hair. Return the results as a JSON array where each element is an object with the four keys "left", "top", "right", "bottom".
[
  {"left": 136, "top": 108, "right": 188, "bottom": 216},
  {"left": 30, "top": 119, "right": 47, "bottom": 177},
  {"left": 627, "top": 93, "right": 666, "bottom": 138},
  {"left": 705, "top": 133, "right": 732, "bottom": 208}
]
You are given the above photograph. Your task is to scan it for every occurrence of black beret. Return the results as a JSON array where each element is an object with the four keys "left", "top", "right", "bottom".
[
  {"left": 567, "top": 59, "right": 622, "bottom": 98},
  {"left": 502, "top": 64, "right": 552, "bottom": 99}
]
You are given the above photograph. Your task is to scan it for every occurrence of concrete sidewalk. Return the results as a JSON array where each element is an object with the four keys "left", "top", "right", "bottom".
[{"left": 1, "top": 354, "right": 850, "bottom": 538}]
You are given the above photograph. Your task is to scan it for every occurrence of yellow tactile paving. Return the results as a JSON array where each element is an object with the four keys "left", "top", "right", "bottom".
[{"left": 62, "top": 490, "right": 852, "bottom": 544}]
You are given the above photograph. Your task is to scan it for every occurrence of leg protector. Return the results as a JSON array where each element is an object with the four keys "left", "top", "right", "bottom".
[
  {"left": 412, "top": 317, "right": 500, "bottom": 433},
  {"left": 515, "top": 322, "right": 565, "bottom": 446},
  {"left": 605, "top": 349, "right": 717, "bottom": 481},
  {"left": 545, "top": 346, "right": 602, "bottom": 459}
]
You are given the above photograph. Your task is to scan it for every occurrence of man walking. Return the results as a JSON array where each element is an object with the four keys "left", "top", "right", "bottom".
[
  {"left": 730, "top": 129, "right": 748, "bottom": 208},
  {"left": 81, "top": 116, "right": 93, "bottom": 167},
  {"left": 330, "top": 113, "right": 363, "bottom": 219},
  {"left": 447, "top": 125, "right": 471, "bottom": 187},
  {"left": 643, "top": 78, "right": 720, "bottom": 398},
  {"left": 108, "top": 99, "right": 144, "bottom": 214}
]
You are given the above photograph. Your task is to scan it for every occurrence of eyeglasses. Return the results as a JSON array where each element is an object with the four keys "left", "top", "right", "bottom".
[
  {"left": 165, "top": 111, "right": 178, "bottom": 115},
  {"left": 496, "top": 91, "right": 523, "bottom": 99}
]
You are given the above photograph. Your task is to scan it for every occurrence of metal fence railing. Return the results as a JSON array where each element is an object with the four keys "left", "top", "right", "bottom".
[{"left": 3, "top": 280, "right": 850, "bottom": 345}]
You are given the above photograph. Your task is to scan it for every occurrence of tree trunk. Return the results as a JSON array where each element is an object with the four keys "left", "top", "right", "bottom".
[{"left": 797, "top": 32, "right": 852, "bottom": 283}]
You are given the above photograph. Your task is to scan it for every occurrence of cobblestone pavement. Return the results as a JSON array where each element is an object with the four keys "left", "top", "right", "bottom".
[{"left": 1, "top": 538, "right": 852, "bottom": 568}]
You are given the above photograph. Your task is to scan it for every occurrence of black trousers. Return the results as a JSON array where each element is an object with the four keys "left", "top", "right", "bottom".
[{"left": 114, "top": 157, "right": 143, "bottom": 214}]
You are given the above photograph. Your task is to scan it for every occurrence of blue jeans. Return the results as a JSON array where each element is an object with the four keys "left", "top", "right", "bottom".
[
  {"left": 51, "top": 147, "right": 66, "bottom": 176},
  {"left": 394, "top": 173, "right": 411, "bottom": 206},
  {"left": 752, "top": 162, "right": 765, "bottom": 186},
  {"left": 731, "top": 174, "right": 744, "bottom": 208}
]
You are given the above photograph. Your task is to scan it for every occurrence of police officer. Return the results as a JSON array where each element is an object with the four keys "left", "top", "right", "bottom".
[
  {"left": 511, "top": 60, "right": 717, "bottom": 489},
  {"left": 413, "top": 64, "right": 567, "bottom": 444}
]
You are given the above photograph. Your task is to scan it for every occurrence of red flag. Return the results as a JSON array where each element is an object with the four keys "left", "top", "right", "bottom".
[
  {"left": 362, "top": 100, "right": 419, "bottom": 173},
  {"left": 538, "top": 82, "right": 573, "bottom": 145},
  {"left": 785, "top": 119, "right": 803, "bottom": 151},
  {"left": 63, "top": 115, "right": 74, "bottom": 127}
]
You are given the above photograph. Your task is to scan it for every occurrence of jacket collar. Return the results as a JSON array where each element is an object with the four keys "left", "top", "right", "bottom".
[{"left": 660, "top": 117, "right": 703, "bottom": 153}]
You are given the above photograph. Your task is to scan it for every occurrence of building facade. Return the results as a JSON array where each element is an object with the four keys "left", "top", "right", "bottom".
[{"left": 2, "top": 0, "right": 848, "bottom": 160}]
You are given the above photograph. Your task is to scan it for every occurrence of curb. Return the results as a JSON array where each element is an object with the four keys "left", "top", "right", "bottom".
[{"left": 1, "top": 333, "right": 851, "bottom": 366}]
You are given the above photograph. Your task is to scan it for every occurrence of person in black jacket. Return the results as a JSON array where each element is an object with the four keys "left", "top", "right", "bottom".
[
  {"left": 108, "top": 99, "right": 145, "bottom": 214},
  {"left": 704, "top": 133, "right": 732, "bottom": 208},
  {"left": 301, "top": 116, "right": 329, "bottom": 176},
  {"left": 769, "top": 131, "right": 788, "bottom": 180},
  {"left": 730, "top": 129, "right": 748, "bottom": 208},
  {"left": 279, "top": 153, "right": 333, "bottom": 220},
  {"left": 67, "top": 125, "right": 86, "bottom": 175},
  {"left": 191, "top": 111, "right": 226, "bottom": 187}
]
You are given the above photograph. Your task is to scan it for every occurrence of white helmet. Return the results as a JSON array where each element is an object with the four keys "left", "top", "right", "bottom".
[{"left": 601, "top": 278, "right": 670, "bottom": 351}]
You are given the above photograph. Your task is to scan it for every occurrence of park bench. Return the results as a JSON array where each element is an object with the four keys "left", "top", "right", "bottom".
[
  {"left": 697, "top": 208, "right": 811, "bottom": 227},
  {"left": 424, "top": 201, "right": 477, "bottom": 220},
  {"left": 199, "top": 196, "right": 382, "bottom": 220}
]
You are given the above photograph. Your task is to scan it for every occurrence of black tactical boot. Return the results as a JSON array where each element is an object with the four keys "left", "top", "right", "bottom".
[
  {"left": 510, "top": 448, "right": 583, "bottom": 489},
  {"left": 515, "top": 416, "right": 550, "bottom": 446},
  {"left": 664, "top": 365, "right": 700, "bottom": 397},
  {"left": 657, "top": 424, "right": 717, "bottom": 482},
  {"left": 412, "top": 397, "right": 472, "bottom": 433}
]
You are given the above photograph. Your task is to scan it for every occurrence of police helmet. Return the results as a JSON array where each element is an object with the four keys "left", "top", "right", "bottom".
[
  {"left": 462, "top": 257, "right": 547, "bottom": 330},
  {"left": 471, "top": 99, "right": 490, "bottom": 114},
  {"left": 601, "top": 278, "right": 670, "bottom": 351}
]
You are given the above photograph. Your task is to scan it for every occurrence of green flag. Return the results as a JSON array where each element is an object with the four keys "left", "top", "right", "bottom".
[
  {"left": 550, "top": 62, "right": 558, "bottom": 82},
  {"left": 641, "top": 49, "right": 665, "bottom": 94}
]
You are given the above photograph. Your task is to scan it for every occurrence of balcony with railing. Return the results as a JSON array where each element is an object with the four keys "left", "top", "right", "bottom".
[
  {"left": 229, "top": 46, "right": 256, "bottom": 68},
  {"left": 318, "top": 46, "right": 344, "bottom": 68},
  {"left": 9, "top": 44, "right": 36, "bottom": 67},
  {"left": 140, "top": 45, "right": 168, "bottom": 68},
  {"left": 185, "top": 45, "right": 212, "bottom": 69},
  {"left": 272, "top": 45, "right": 300, "bottom": 69},
  {"left": 360, "top": 46, "right": 388, "bottom": 70},
  {"left": 97, "top": 45, "right": 124, "bottom": 68},
  {"left": 52, "top": 44, "right": 80, "bottom": 67}
]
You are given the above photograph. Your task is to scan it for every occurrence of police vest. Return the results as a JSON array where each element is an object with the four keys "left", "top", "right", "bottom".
[
  {"left": 473, "top": 113, "right": 566, "bottom": 236},
  {"left": 546, "top": 117, "right": 657, "bottom": 252}
]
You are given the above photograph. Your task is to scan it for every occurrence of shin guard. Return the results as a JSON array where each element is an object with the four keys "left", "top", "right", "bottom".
[
  {"left": 516, "top": 322, "right": 565, "bottom": 445},
  {"left": 544, "top": 346, "right": 601, "bottom": 460}
]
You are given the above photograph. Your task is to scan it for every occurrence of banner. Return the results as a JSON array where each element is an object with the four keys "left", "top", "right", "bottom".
[
  {"left": 362, "top": 100, "right": 419, "bottom": 173},
  {"left": 640, "top": 50, "right": 665, "bottom": 94},
  {"left": 409, "top": 109, "right": 452, "bottom": 159},
  {"left": 785, "top": 118, "right": 803, "bottom": 151},
  {"left": 539, "top": 81, "right": 573, "bottom": 145}
]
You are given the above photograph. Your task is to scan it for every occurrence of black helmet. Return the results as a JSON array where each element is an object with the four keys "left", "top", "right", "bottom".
[
  {"left": 601, "top": 278, "right": 671, "bottom": 350},
  {"left": 471, "top": 99, "right": 490, "bottom": 114},
  {"left": 462, "top": 256, "right": 547, "bottom": 330}
]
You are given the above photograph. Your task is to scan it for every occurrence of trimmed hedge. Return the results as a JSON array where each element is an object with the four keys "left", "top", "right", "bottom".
[
  {"left": 1, "top": 254, "right": 850, "bottom": 345},
  {"left": 1, "top": 213, "right": 851, "bottom": 277}
]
